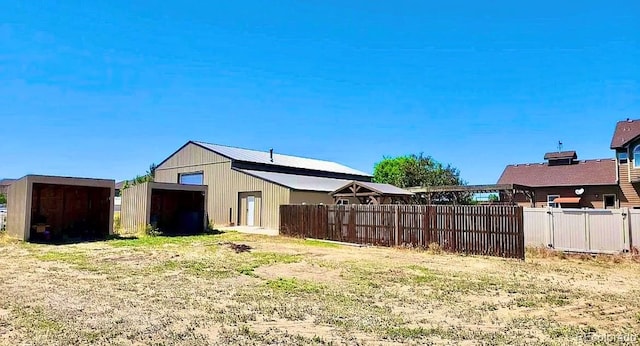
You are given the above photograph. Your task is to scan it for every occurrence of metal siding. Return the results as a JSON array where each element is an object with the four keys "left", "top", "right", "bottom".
[
  {"left": 289, "top": 191, "right": 335, "bottom": 205},
  {"left": 120, "top": 183, "right": 150, "bottom": 234},
  {"left": 7, "top": 177, "right": 29, "bottom": 240},
  {"left": 155, "top": 149, "right": 290, "bottom": 230},
  {"left": 157, "top": 142, "right": 230, "bottom": 171}
]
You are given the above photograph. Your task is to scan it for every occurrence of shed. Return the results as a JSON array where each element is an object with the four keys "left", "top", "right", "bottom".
[
  {"left": 7, "top": 175, "right": 115, "bottom": 242},
  {"left": 120, "top": 182, "right": 208, "bottom": 234}
]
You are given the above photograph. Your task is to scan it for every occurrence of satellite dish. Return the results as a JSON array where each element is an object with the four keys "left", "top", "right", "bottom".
[{"left": 575, "top": 188, "right": 585, "bottom": 196}]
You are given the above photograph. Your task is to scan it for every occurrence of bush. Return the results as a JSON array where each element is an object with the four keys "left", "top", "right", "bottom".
[
  {"left": 427, "top": 242, "right": 442, "bottom": 254},
  {"left": 144, "top": 224, "right": 161, "bottom": 237}
]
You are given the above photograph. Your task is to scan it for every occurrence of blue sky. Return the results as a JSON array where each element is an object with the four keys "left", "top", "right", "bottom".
[{"left": 1, "top": 1, "right": 638, "bottom": 183}]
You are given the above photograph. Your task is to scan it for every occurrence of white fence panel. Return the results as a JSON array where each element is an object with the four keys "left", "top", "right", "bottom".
[
  {"left": 523, "top": 208, "right": 548, "bottom": 247},
  {"left": 587, "top": 210, "right": 626, "bottom": 253},
  {"left": 524, "top": 208, "right": 630, "bottom": 254},
  {"left": 552, "top": 209, "right": 589, "bottom": 252},
  {"left": 630, "top": 210, "right": 640, "bottom": 252},
  {"left": 0, "top": 211, "right": 6, "bottom": 231}
]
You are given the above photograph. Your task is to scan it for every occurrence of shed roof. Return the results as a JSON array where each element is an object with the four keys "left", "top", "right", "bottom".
[
  {"left": 611, "top": 119, "right": 640, "bottom": 149},
  {"left": 497, "top": 159, "right": 616, "bottom": 187},
  {"left": 236, "top": 169, "right": 353, "bottom": 192},
  {"left": 193, "top": 141, "right": 371, "bottom": 177}
]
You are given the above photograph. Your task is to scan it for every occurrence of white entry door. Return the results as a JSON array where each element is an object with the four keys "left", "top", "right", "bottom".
[{"left": 247, "top": 196, "right": 255, "bottom": 226}]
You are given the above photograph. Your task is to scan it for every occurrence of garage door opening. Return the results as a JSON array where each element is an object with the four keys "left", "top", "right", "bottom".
[
  {"left": 30, "top": 183, "right": 112, "bottom": 242},
  {"left": 120, "top": 182, "right": 207, "bottom": 235},
  {"left": 150, "top": 188, "right": 205, "bottom": 234},
  {"left": 7, "top": 175, "right": 115, "bottom": 242}
]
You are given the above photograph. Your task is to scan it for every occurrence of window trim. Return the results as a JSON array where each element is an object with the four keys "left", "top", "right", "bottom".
[
  {"left": 634, "top": 145, "right": 640, "bottom": 168},
  {"left": 178, "top": 171, "right": 204, "bottom": 185},
  {"left": 547, "top": 194, "right": 560, "bottom": 208},
  {"left": 618, "top": 151, "right": 629, "bottom": 164},
  {"left": 603, "top": 194, "right": 617, "bottom": 209}
]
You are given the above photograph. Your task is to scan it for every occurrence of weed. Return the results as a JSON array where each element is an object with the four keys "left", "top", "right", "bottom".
[{"left": 266, "top": 278, "right": 325, "bottom": 293}]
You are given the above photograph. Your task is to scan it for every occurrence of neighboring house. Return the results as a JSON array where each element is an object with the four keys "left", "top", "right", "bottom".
[
  {"left": 497, "top": 152, "right": 618, "bottom": 208},
  {"left": 0, "top": 179, "right": 16, "bottom": 195},
  {"left": 610, "top": 118, "right": 640, "bottom": 207},
  {"left": 497, "top": 118, "right": 640, "bottom": 209},
  {"left": 154, "top": 141, "right": 374, "bottom": 230}
]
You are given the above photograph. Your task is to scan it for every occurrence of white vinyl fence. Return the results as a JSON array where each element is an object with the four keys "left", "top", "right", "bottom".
[
  {"left": 524, "top": 208, "right": 638, "bottom": 254},
  {"left": 0, "top": 211, "right": 6, "bottom": 232}
]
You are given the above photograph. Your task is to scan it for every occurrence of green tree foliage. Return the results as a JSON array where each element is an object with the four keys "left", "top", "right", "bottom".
[
  {"left": 123, "top": 163, "right": 157, "bottom": 189},
  {"left": 488, "top": 194, "right": 500, "bottom": 202},
  {"left": 0, "top": 193, "right": 6, "bottom": 205},
  {"left": 373, "top": 154, "right": 471, "bottom": 204}
]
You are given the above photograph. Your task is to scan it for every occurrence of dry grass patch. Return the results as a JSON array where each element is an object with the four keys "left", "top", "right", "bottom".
[{"left": 0, "top": 231, "right": 638, "bottom": 345}]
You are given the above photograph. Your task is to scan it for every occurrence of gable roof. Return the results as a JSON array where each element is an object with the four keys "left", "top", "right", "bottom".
[
  {"left": 611, "top": 119, "right": 640, "bottom": 149},
  {"left": 544, "top": 151, "right": 577, "bottom": 160},
  {"left": 331, "top": 181, "right": 414, "bottom": 196},
  {"left": 497, "top": 159, "right": 616, "bottom": 187},
  {"left": 192, "top": 141, "right": 371, "bottom": 177}
]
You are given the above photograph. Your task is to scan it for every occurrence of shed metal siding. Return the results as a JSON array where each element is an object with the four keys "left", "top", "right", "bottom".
[
  {"left": 7, "top": 177, "right": 30, "bottom": 240},
  {"left": 120, "top": 183, "right": 151, "bottom": 234},
  {"left": 156, "top": 143, "right": 290, "bottom": 230}
]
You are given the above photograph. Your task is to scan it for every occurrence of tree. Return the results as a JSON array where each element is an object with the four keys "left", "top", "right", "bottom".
[
  {"left": 373, "top": 154, "right": 471, "bottom": 204},
  {"left": 0, "top": 193, "right": 6, "bottom": 205},
  {"left": 123, "top": 163, "right": 158, "bottom": 189},
  {"left": 488, "top": 194, "right": 500, "bottom": 202}
]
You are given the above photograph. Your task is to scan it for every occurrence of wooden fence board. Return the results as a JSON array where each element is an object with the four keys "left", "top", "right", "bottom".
[{"left": 280, "top": 204, "right": 524, "bottom": 259}]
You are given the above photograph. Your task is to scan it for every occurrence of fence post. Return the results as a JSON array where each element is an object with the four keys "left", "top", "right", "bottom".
[
  {"left": 546, "top": 207, "right": 554, "bottom": 248},
  {"left": 394, "top": 205, "right": 399, "bottom": 246},
  {"left": 622, "top": 208, "right": 630, "bottom": 252},
  {"left": 584, "top": 210, "right": 591, "bottom": 252}
]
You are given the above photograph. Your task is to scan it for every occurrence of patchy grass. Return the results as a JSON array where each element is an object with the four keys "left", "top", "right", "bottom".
[{"left": 0, "top": 232, "right": 638, "bottom": 345}]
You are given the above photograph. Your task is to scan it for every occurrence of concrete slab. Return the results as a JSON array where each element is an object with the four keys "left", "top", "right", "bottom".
[{"left": 217, "top": 226, "right": 279, "bottom": 236}]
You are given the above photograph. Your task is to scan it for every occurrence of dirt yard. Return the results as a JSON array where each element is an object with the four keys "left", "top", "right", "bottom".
[{"left": 0, "top": 232, "right": 638, "bottom": 345}]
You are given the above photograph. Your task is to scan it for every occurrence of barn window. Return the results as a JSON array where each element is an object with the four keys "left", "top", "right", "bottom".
[{"left": 179, "top": 172, "right": 204, "bottom": 185}]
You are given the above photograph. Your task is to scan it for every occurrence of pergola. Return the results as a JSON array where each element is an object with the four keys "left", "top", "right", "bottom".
[
  {"left": 330, "top": 181, "right": 414, "bottom": 204},
  {"left": 406, "top": 184, "right": 535, "bottom": 206}
]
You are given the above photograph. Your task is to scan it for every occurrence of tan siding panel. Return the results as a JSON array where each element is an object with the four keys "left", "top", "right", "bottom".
[
  {"left": 7, "top": 177, "right": 30, "bottom": 240},
  {"left": 289, "top": 191, "right": 335, "bottom": 205},
  {"left": 158, "top": 143, "right": 230, "bottom": 172},
  {"left": 512, "top": 186, "right": 621, "bottom": 209},
  {"left": 156, "top": 161, "right": 289, "bottom": 230},
  {"left": 120, "top": 183, "right": 150, "bottom": 234}
]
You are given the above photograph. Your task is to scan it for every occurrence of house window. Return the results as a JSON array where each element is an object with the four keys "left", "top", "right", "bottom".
[
  {"left": 634, "top": 146, "right": 640, "bottom": 168},
  {"left": 603, "top": 194, "right": 617, "bottom": 209},
  {"left": 336, "top": 199, "right": 349, "bottom": 205},
  {"left": 179, "top": 172, "right": 204, "bottom": 185},
  {"left": 547, "top": 195, "right": 560, "bottom": 208},
  {"left": 618, "top": 152, "right": 628, "bottom": 164}
]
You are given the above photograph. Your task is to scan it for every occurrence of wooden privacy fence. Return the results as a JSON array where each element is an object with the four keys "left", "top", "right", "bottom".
[{"left": 280, "top": 204, "right": 525, "bottom": 259}]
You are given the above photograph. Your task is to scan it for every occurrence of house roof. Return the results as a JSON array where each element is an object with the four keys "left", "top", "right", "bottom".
[
  {"left": 497, "top": 159, "right": 617, "bottom": 187},
  {"left": 611, "top": 119, "right": 640, "bottom": 149},
  {"left": 0, "top": 179, "right": 16, "bottom": 186},
  {"left": 544, "top": 151, "right": 577, "bottom": 160},
  {"left": 236, "top": 169, "right": 353, "bottom": 192},
  {"left": 193, "top": 141, "right": 371, "bottom": 177}
]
